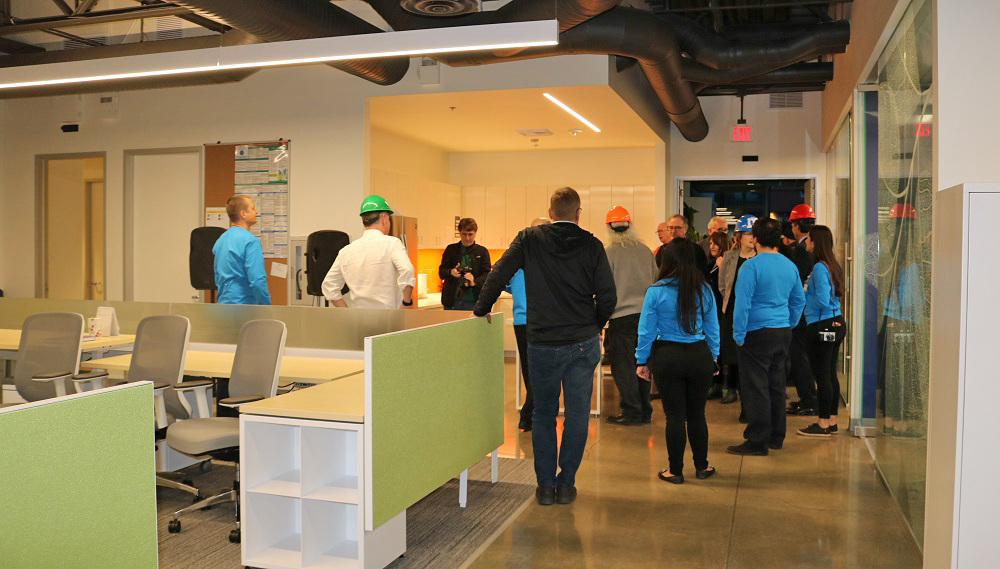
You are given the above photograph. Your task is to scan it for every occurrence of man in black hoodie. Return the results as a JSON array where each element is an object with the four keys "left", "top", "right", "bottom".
[{"left": 474, "top": 187, "right": 617, "bottom": 506}]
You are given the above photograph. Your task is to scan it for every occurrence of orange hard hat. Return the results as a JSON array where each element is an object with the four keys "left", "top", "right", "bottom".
[
  {"left": 789, "top": 204, "right": 816, "bottom": 221},
  {"left": 889, "top": 204, "right": 917, "bottom": 220},
  {"left": 606, "top": 206, "right": 631, "bottom": 225}
]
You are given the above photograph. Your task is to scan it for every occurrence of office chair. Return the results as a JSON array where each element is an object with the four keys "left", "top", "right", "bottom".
[
  {"left": 164, "top": 319, "right": 287, "bottom": 543},
  {"left": 1, "top": 312, "right": 107, "bottom": 407},
  {"left": 117, "top": 315, "right": 214, "bottom": 497}
]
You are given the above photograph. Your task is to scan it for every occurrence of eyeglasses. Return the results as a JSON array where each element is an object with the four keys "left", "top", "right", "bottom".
[{"left": 666, "top": 225, "right": 685, "bottom": 231}]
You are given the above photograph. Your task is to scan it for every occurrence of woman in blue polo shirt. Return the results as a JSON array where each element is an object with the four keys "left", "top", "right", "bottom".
[
  {"left": 797, "top": 225, "right": 847, "bottom": 437},
  {"left": 636, "top": 238, "right": 721, "bottom": 484}
]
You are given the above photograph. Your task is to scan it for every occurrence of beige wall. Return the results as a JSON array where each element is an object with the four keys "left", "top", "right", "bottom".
[
  {"left": 44, "top": 158, "right": 95, "bottom": 299},
  {"left": 449, "top": 147, "right": 655, "bottom": 187},
  {"left": 821, "top": 0, "right": 909, "bottom": 147},
  {"left": 370, "top": 128, "right": 450, "bottom": 184},
  {"left": 0, "top": 54, "right": 612, "bottom": 299}
]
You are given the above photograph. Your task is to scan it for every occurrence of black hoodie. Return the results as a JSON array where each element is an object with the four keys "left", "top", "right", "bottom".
[{"left": 474, "top": 222, "right": 617, "bottom": 345}]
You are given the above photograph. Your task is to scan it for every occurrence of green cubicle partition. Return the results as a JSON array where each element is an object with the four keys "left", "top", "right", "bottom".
[
  {"left": 365, "top": 317, "right": 505, "bottom": 530},
  {"left": 0, "top": 383, "right": 158, "bottom": 569}
]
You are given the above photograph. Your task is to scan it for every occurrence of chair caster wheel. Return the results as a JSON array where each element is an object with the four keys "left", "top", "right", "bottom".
[
  {"left": 199, "top": 460, "right": 213, "bottom": 473},
  {"left": 229, "top": 529, "right": 241, "bottom": 543},
  {"left": 168, "top": 519, "right": 181, "bottom": 533},
  {"left": 182, "top": 478, "right": 194, "bottom": 488},
  {"left": 193, "top": 494, "right": 204, "bottom": 504}
]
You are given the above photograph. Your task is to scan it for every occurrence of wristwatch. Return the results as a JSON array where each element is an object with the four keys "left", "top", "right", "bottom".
[{"left": 401, "top": 299, "right": 413, "bottom": 306}]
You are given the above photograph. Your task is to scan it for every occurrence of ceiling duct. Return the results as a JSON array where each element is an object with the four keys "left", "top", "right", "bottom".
[
  {"left": 172, "top": 0, "right": 409, "bottom": 85},
  {"left": 662, "top": 15, "right": 850, "bottom": 70},
  {"left": 437, "top": 6, "right": 709, "bottom": 142},
  {"left": 400, "top": 0, "right": 479, "bottom": 17}
]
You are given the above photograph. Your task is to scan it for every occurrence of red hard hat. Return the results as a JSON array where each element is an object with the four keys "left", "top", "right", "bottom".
[
  {"left": 789, "top": 204, "right": 816, "bottom": 221},
  {"left": 889, "top": 204, "right": 917, "bottom": 220},
  {"left": 606, "top": 206, "right": 631, "bottom": 224}
]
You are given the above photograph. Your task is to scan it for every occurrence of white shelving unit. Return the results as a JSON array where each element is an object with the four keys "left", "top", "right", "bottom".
[{"left": 241, "top": 415, "right": 405, "bottom": 569}]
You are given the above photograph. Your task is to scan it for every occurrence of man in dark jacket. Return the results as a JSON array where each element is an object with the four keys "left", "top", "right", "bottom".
[
  {"left": 783, "top": 205, "right": 817, "bottom": 416},
  {"left": 438, "top": 218, "right": 491, "bottom": 310},
  {"left": 475, "top": 187, "right": 616, "bottom": 507}
]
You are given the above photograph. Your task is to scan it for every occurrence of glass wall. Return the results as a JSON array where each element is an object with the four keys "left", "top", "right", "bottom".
[
  {"left": 873, "top": 0, "right": 933, "bottom": 548},
  {"left": 829, "top": 118, "right": 852, "bottom": 402}
]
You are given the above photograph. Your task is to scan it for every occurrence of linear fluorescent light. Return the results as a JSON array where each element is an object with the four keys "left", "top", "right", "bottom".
[
  {"left": 543, "top": 92, "right": 601, "bottom": 133},
  {"left": 0, "top": 19, "right": 558, "bottom": 90}
]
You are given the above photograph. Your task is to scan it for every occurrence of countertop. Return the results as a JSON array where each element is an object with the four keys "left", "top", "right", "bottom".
[{"left": 240, "top": 373, "right": 364, "bottom": 423}]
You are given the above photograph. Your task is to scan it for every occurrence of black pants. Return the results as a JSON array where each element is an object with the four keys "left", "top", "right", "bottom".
[
  {"left": 739, "top": 328, "right": 792, "bottom": 450},
  {"left": 514, "top": 325, "right": 533, "bottom": 421},
  {"left": 649, "top": 340, "right": 714, "bottom": 475},
  {"left": 807, "top": 316, "right": 847, "bottom": 419},
  {"left": 789, "top": 316, "right": 816, "bottom": 408},
  {"left": 608, "top": 313, "right": 651, "bottom": 420}
]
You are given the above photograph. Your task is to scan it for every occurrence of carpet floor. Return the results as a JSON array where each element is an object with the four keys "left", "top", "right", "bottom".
[{"left": 157, "top": 457, "right": 534, "bottom": 569}]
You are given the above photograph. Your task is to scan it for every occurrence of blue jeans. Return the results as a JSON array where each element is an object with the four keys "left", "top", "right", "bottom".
[{"left": 528, "top": 336, "right": 601, "bottom": 488}]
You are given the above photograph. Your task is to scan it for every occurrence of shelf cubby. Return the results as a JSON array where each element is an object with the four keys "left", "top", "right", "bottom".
[
  {"left": 244, "top": 492, "right": 302, "bottom": 569},
  {"left": 301, "top": 426, "right": 360, "bottom": 504},
  {"left": 244, "top": 420, "right": 301, "bottom": 496},
  {"left": 302, "top": 500, "right": 360, "bottom": 569}
]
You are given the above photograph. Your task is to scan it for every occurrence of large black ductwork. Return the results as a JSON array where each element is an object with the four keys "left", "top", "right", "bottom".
[
  {"left": 663, "top": 16, "right": 850, "bottom": 70},
  {"left": 364, "top": 0, "right": 620, "bottom": 33},
  {"left": 172, "top": 0, "right": 409, "bottom": 85},
  {"left": 439, "top": 7, "right": 709, "bottom": 142},
  {"left": 682, "top": 61, "right": 834, "bottom": 88},
  {"left": 0, "top": 30, "right": 260, "bottom": 98}
]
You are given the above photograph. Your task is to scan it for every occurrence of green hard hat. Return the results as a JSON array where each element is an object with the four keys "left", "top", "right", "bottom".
[{"left": 360, "top": 195, "right": 393, "bottom": 216}]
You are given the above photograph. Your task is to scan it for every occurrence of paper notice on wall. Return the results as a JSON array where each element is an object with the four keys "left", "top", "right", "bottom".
[
  {"left": 205, "top": 207, "right": 228, "bottom": 229},
  {"left": 270, "top": 261, "right": 288, "bottom": 279}
]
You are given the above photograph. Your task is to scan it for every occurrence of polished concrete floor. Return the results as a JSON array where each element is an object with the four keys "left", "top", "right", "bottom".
[{"left": 472, "top": 361, "right": 923, "bottom": 569}]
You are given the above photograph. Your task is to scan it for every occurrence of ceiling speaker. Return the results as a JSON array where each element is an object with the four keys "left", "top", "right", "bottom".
[{"left": 401, "top": 0, "right": 479, "bottom": 17}]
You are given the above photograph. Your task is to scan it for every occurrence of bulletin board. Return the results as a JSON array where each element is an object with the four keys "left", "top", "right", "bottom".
[{"left": 204, "top": 141, "right": 290, "bottom": 305}]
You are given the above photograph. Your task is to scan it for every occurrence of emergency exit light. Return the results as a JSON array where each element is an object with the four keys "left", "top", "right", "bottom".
[
  {"left": 916, "top": 123, "right": 931, "bottom": 137},
  {"left": 732, "top": 125, "right": 753, "bottom": 142}
]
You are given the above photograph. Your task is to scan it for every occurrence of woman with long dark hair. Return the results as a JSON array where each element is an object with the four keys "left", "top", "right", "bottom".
[
  {"left": 797, "top": 225, "right": 848, "bottom": 437},
  {"left": 636, "top": 238, "right": 721, "bottom": 484}
]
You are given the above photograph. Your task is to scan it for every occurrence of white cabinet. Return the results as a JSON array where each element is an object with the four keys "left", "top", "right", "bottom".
[
  {"left": 371, "top": 169, "right": 462, "bottom": 249},
  {"left": 241, "top": 415, "right": 405, "bottom": 569}
]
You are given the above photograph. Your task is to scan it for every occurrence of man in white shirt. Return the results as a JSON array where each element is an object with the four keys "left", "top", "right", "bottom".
[{"left": 321, "top": 195, "right": 416, "bottom": 309}]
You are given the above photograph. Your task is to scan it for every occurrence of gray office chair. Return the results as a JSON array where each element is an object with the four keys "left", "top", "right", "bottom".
[
  {"left": 165, "top": 319, "right": 287, "bottom": 543},
  {"left": 118, "top": 315, "right": 214, "bottom": 496},
  {"left": 1, "top": 312, "right": 107, "bottom": 407}
]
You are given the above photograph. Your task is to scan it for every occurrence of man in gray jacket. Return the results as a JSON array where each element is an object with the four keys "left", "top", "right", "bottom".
[{"left": 604, "top": 206, "right": 659, "bottom": 425}]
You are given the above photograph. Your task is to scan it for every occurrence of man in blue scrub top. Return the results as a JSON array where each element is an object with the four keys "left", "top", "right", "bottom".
[{"left": 213, "top": 195, "right": 271, "bottom": 305}]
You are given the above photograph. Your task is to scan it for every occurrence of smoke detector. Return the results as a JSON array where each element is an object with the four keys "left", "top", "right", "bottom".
[
  {"left": 516, "top": 128, "right": 553, "bottom": 137},
  {"left": 401, "top": 0, "right": 479, "bottom": 16}
]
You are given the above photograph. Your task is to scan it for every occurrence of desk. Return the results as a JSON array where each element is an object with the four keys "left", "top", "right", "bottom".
[
  {"left": 242, "top": 374, "right": 363, "bottom": 422},
  {"left": 0, "top": 329, "right": 136, "bottom": 352},
  {"left": 80, "top": 351, "right": 364, "bottom": 385}
]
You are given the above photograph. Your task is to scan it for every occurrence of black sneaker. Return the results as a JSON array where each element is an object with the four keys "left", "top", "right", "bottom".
[
  {"left": 641, "top": 415, "right": 652, "bottom": 424},
  {"left": 797, "top": 423, "right": 831, "bottom": 438},
  {"left": 518, "top": 417, "right": 532, "bottom": 432},
  {"left": 726, "top": 442, "right": 768, "bottom": 456},
  {"left": 768, "top": 440, "right": 783, "bottom": 450},
  {"left": 536, "top": 486, "right": 556, "bottom": 506},
  {"left": 606, "top": 414, "right": 642, "bottom": 426},
  {"left": 828, "top": 424, "right": 839, "bottom": 434},
  {"left": 555, "top": 485, "right": 577, "bottom": 504}
]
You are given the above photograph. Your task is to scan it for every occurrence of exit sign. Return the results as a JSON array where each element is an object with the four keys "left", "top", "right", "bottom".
[
  {"left": 916, "top": 123, "right": 931, "bottom": 137},
  {"left": 732, "top": 125, "right": 753, "bottom": 142}
]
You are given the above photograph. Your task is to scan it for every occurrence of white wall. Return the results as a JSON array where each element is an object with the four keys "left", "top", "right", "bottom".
[
  {"left": 934, "top": 0, "right": 1000, "bottom": 191},
  {"left": 0, "top": 54, "right": 611, "bottom": 299},
  {"left": 670, "top": 92, "right": 828, "bottom": 220}
]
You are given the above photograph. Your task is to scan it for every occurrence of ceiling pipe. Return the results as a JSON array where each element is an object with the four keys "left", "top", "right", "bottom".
[
  {"left": 438, "top": 7, "right": 709, "bottom": 142},
  {"left": 682, "top": 61, "right": 834, "bottom": 87},
  {"left": 172, "top": 0, "right": 409, "bottom": 85},
  {"left": 663, "top": 15, "right": 849, "bottom": 69}
]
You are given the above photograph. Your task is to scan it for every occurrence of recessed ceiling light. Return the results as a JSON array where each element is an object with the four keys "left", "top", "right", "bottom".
[
  {"left": 516, "top": 129, "right": 553, "bottom": 137},
  {"left": 543, "top": 93, "right": 601, "bottom": 133}
]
